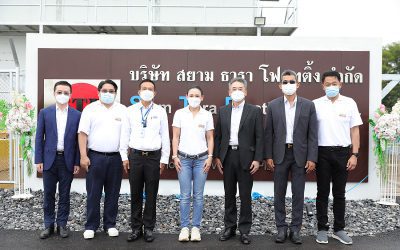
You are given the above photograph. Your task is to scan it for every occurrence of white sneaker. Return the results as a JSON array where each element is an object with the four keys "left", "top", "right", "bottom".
[
  {"left": 83, "top": 230, "right": 95, "bottom": 239},
  {"left": 106, "top": 228, "right": 119, "bottom": 237},
  {"left": 178, "top": 227, "right": 190, "bottom": 242},
  {"left": 190, "top": 227, "right": 201, "bottom": 242}
]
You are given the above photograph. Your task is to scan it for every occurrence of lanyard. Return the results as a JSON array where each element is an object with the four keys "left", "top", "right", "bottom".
[{"left": 140, "top": 103, "right": 153, "bottom": 128}]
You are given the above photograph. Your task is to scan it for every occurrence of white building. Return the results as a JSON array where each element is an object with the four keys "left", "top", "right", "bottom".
[{"left": 0, "top": 1, "right": 384, "bottom": 200}]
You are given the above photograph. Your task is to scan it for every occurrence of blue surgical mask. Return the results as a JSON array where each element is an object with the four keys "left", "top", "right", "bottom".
[
  {"left": 325, "top": 86, "right": 340, "bottom": 98},
  {"left": 100, "top": 92, "right": 115, "bottom": 104}
]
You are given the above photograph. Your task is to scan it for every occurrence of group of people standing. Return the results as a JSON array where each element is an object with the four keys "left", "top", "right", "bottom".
[{"left": 35, "top": 69, "right": 362, "bottom": 246}]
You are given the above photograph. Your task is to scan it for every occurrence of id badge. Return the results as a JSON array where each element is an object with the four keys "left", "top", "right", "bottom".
[{"left": 139, "top": 127, "right": 145, "bottom": 138}]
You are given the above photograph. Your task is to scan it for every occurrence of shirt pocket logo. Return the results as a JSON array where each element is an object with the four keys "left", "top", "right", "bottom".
[
  {"left": 337, "top": 111, "right": 350, "bottom": 122},
  {"left": 197, "top": 122, "right": 206, "bottom": 132},
  {"left": 149, "top": 115, "right": 160, "bottom": 128}
]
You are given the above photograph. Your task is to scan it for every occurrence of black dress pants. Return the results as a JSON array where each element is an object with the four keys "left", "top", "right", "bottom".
[
  {"left": 223, "top": 148, "right": 253, "bottom": 234},
  {"left": 129, "top": 150, "right": 161, "bottom": 231},
  {"left": 316, "top": 146, "right": 349, "bottom": 232}
]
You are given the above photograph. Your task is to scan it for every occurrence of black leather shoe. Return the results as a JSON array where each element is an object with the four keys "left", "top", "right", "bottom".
[
  {"left": 144, "top": 229, "right": 154, "bottom": 242},
  {"left": 219, "top": 228, "right": 236, "bottom": 241},
  {"left": 40, "top": 227, "right": 54, "bottom": 239},
  {"left": 127, "top": 229, "right": 143, "bottom": 242},
  {"left": 275, "top": 228, "right": 287, "bottom": 243},
  {"left": 289, "top": 231, "right": 302, "bottom": 244},
  {"left": 57, "top": 226, "right": 69, "bottom": 238},
  {"left": 240, "top": 234, "right": 251, "bottom": 245}
]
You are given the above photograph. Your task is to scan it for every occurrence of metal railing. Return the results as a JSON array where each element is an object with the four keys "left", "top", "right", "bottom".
[
  {"left": 0, "top": 69, "right": 17, "bottom": 185},
  {"left": 0, "top": 0, "right": 297, "bottom": 27}
]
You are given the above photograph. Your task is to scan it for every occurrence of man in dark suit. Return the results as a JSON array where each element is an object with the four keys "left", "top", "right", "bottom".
[
  {"left": 265, "top": 69, "right": 318, "bottom": 244},
  {"left": 214, "top": 77, "right": 264, "bottom": 245},
  {"left": 35, "top": 81, "right": 81, "bottom": 239}
]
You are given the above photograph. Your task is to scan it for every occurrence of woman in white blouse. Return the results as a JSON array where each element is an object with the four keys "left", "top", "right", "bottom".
[{"left": 172, "top": 86, "right": 214, "bottom": 242}]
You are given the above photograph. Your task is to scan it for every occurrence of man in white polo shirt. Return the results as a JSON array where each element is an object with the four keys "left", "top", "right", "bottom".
[
  {"left": 78, "top": 79, "right": 127, "bottom": 240},
  {"left": 313, "top": 71, "right": 362, "bottom": 245},
  {"left": 120, "top": 79, "right": 170, "bottom": 243}
]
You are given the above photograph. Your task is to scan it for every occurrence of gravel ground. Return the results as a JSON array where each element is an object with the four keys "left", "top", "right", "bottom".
[{"left": 0, "top": 189, "right": 399, "bottom": 236}]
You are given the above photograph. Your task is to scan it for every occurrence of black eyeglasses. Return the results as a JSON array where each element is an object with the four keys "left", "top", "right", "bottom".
[
  {"left": 100, "top": 89, "right": 116, "bottom": 94},
  {"left": 282, "top": 80, "right": 296, "bottom": 85},
  {"left": 56, "top": 91, "right": 70, "bottom": 95}
]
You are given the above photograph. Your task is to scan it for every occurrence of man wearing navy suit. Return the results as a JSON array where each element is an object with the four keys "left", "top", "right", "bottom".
[{"left": 35, "top": 81, "right": 81, "bottom": 239}]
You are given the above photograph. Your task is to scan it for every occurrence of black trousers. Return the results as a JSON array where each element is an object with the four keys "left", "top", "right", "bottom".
[
  {"left": 42, "top": 155, "right": 73, "bottom": 228},
  {"left": 316, "top": 146, "right": 349, "bottom": 232},
  {"left": 223, "top": 149, "right": 253, "bottom": 234},
  {"left": 129, "top": 150, "right": 161, "bottom": 231},
  {"left": 274, "top": 147, "right": 306, "bottom": 232}
]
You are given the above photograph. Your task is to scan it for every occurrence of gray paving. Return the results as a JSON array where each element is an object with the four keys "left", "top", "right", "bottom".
[{"left": 0, "top": 229, "right": 399, "bottom": 250}]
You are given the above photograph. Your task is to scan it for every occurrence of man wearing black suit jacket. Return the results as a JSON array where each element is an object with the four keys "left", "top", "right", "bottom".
[
  {"left": 265, "top": 69, "right": 318, "bottom": 244},
  {"left": 214, "top": 77, "right": 264, "bottom": 245}
]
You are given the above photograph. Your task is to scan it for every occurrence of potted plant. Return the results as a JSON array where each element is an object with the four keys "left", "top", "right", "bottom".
[{"left": 0, "top": 99, "right": 11, "bottom": 139}]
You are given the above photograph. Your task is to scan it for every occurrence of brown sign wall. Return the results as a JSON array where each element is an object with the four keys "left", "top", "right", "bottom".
[{"left": 38, "top": 49, "right": 370, "bottom": 182}]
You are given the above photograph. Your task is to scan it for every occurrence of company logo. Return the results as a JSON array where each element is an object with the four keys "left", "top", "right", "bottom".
[{"left": 69, "top": 83, "right": 98, "bottom": 111}]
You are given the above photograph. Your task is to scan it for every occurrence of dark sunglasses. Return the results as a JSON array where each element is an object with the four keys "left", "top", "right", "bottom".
[{"left": 282, "top": 80, "right": 296, "bottom": 85}]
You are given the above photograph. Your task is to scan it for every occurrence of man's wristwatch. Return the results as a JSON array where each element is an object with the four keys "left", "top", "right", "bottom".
[{"left": 351, "top": 152, "right": 359, "bottom": 158}]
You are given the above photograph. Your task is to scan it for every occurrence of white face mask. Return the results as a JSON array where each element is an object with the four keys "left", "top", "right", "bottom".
[
  {"left": 230, "top": 90, "right": 245, "bottom": 102},
  {"left": 55, "top": 94, "right": 70, "bottom": 105},
  {"left": 281, "top": 83, "right": 297, "bottom": 96},
  {"left": 140, "top": 90, "right": 154, "bottom": 102},
  {"left": 187, "top": 97, "right": 201, "bottom": 108}
]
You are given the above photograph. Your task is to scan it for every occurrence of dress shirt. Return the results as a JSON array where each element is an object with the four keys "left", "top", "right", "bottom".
[
  {"left": 284, "top": 96, "right": 297, "bottom": 144},
  {"left": 78, "top": 100, "right": 127, "bottom": 152},
  {"left": 119, "top": 102, "right": 170, "bottom": 164},
  {"left": 56, "top": 105, "right": 68, "bottom": 151},
  {"left": 229, "top": 101, "right": 245, "bottom": 145},
  {"left": 313, "top": 95, "right": 363, "bottom": 147},
  {"left": 172, "top": 106, "right": 214, "bottom": 155}
]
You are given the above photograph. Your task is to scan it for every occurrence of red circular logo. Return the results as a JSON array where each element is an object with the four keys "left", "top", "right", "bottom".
[{"left": 69, "top": 83, "right": 98, "bottom": 111}]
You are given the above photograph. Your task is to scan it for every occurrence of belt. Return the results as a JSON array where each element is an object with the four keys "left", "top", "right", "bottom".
[
  {"left": 286, "top": 143, "right": 293, "bottom": 149},
  {"left": 130, "top": 148, "right": 161, "bottom": 156},
  {"left": 178, "top": 151, "right": 208, "bottom": 159},
  {"left": 319, "top": 146, "right": 350, "bottom": 151},
  {"left": 56, "top": 151, "right": 64, "bottom": 155},
  {"left": 89, "top": 149, "right": 119, "bottom": 156},
  {"left": 229, "top": 145, "right": 239, "bottom": 150}
]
